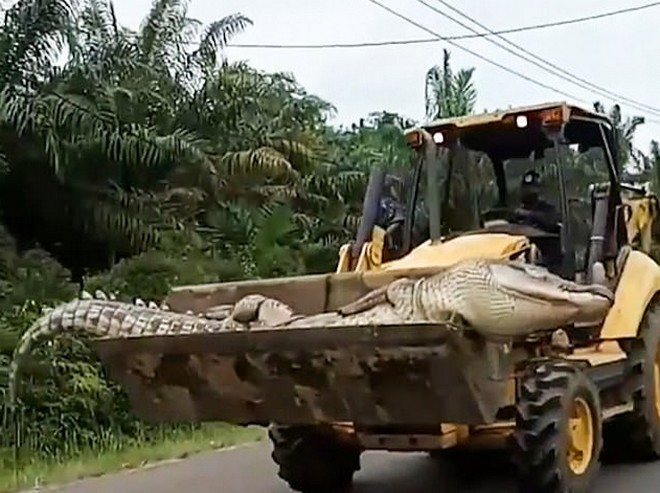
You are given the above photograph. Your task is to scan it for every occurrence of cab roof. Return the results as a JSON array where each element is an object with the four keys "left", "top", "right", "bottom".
[
  {"left": 420, "top": 101, "right": 611, "bottom": 133},
  {"left": 406, "top": 101, "right": 614, "bottom": 160}
]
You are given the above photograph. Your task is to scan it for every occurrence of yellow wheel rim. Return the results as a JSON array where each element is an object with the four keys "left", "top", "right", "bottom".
[
  {"left": 567, "top": 397, "right": 594, "bottom": 475},
  {"left": 655, "top": 343, "right": 660, "bottom": 418}
]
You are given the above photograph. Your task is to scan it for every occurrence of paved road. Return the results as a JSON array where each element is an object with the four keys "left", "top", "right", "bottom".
[{"left": 48, "top": 443, "right": 660, "bottom": 493}]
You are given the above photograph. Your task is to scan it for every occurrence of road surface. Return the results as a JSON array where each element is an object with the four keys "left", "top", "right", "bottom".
[{"left": 46, "top": 442, "right": 660, "bottom": 493}]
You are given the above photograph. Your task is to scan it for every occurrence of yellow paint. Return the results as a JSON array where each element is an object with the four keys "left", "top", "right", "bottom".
[
  {"left": 623, "top": 196, "right": 658, "bottom": 254},
  {"left": 441, "top": 424, "right": 469, "bottom": 441},
  {"left": 381, "top": 233, "right": 530, "bottom": 271},
  {"left": 438, "top": 430, "right": 459, "bottom": 449},
  {"left": 602, "top": 403, "right": 634, "bottom": 420},
  {"left": 506, "top": 377, "right": 517, "bottom": 405},
  {"left": 331, "top": 422, "right": 355, "bottom": 436},
  {"left": 407, "top": 101, "right": 608, "bottom": 149},
  {"left": 455, "top": 424, "right": 470, "bottom": 442},
  {"left": 335, "top": 226, "right": 387, "bottom": 274},
  {"left": 419, "top": 101, "right": 575, "bottom": 132},
  {"left": 472, "top": 421, "right": 515, "bottom": 432},
  {"left": 357, "top": 432, "right": 458, "bottom": 451},
  {"left": 334, "top": 421, "right": 520, "bottom": 452},
  {"left": 329, "top": 423, "right": 362, "bottom": 448},
  {"left": 436, "top": 424, "right": 469, "bottom": 449},
  {"left": 567, "top": 397, "right": 594, "bottom": 475},
  {"left": 600, "top": 250, "right": 660, "bottom": 339},
  {"left": 350, "top": 424, "right": 474, "bottom": 451},
  {"left": 466, "top": 422, "right": 514, "bottom": 449},
  {"left": 565, "top": 341, "right": 627, "bottom": 366},
  {"left": 355, "top": 226, "right": 385, "bottom": 271},
  {"left": 336, "top": 243, "right": 352, "bottom": 273}
]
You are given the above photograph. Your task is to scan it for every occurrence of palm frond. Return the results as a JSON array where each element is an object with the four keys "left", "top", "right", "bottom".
[
  {"left": 265, "top": 138, "right": 318, "bottom": 173},
  {"left": 452, "top": 68, "right": 477, "bottom": 116},
  {"left": 0, "top": 0, "right": 75, "bottom": 87},
  {"left": 189, "top": 13, "right": 252, "bottom": 71},
  {"left": 218, "top": 147, "right": 299, "bottom": 181}
]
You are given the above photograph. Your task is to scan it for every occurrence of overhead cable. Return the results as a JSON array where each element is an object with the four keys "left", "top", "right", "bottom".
[
  {"left": 424, "top": 0, "right": 660, "bottom": 118},
  {"left": 364, "top": 0, "right": 588, "bottom": 104},
  {"left": 365, "top": 0, "right": 660, "bottom": 124},
  {"left": 228, "top": 2, "right": 660, "bottom": 50}
]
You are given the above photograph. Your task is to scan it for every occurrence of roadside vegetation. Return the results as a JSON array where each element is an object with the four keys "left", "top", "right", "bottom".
[{"left": 0, "top": 0, "right": 658, "bottom": 490}]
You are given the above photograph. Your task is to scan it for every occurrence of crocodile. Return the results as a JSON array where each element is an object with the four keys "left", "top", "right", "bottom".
[{"left": 7, "top": 258, "right": 614, "bottom": 406}]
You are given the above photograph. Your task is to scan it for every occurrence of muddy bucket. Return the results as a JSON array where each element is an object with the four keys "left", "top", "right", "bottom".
[{"left": 93, "top": 323, "right": 515, "bottom": 427}]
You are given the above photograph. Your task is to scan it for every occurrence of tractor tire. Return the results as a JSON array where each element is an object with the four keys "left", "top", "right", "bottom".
[
  {"left": 268, "top": 424, "right": 361, "bottom": 493},
  {"left": 512, "top": 362, "right": 603, "bottom": 493},
  {"left": 602, "top": 303, "right": 660, "bottom": 462}
]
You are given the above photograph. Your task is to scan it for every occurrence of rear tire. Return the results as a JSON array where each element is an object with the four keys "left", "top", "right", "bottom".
[
  {"left": 268, "top": 424, "right": 361, "bottom": 493},
  {"left": 602, "top": 303, "right": 660, "bottom": 461},
  {"left": 512, "top": 362, "right": 602, "bottom": 493}
]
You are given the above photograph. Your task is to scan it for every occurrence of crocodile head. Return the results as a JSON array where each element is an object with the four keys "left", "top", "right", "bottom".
[{"left": 440, "top": 260, "right": 615, "bottom": 338}]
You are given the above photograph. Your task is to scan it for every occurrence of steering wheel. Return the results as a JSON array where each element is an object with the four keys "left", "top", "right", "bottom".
[
  {"left": 513, "top": 207, "right": 537, "bottom": 221},
  {"left": 481, "top": 207, "right": 516, "bottom": 225}
]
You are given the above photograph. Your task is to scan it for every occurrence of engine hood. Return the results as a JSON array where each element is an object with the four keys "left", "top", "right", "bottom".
[{"left": 382, "top": 233, "right": 531, "bottom": 271}]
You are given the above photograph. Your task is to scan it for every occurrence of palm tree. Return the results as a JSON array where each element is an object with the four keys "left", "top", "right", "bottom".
[
  {"left": 593, "top": 101, "right": 645, "bottom": 173},
  {"left": 423, "top": 49, "right": 480, "bottom": 231},
  {"left": 0, "top": 0, "right": 343, "bottom": 281},
  {"left": 424, "top": 48, "right": 477, "bottom": 121}
]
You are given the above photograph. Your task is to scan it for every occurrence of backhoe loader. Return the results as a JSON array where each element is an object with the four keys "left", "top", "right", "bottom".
[{"left": 11, "top": 102, "right": 660, "bottom": 493}]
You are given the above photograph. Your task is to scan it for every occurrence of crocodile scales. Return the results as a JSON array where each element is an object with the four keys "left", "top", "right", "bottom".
[{"left": 7, "top": 258, "right": 614, "bottom": 405}]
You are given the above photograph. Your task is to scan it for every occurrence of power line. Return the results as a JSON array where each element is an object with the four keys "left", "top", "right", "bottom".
[
  {"left": 365, "top": 0, "right": 660, "bottom": 125},
  {"left": 364, "top": 0, "right": 590, "bottom": 105},
  {"left": 228, "top": 2, "right": 660, "bottom": 50},
  {"left": 424, "top": 0, "right": 660, "bottom": 119}
]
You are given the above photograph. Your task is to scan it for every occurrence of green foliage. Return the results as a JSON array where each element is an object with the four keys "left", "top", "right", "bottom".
[
  {"left": 0, "top": 0, "right": 658, "bottom": 483},
  {"left": 0, "top": 234, "right": 248, "bottom": 468},
  {"left": 593, "top": 101, "right": 646, "bottom": 173},
  {"left": 84, "top": 232, "right": 245, "bottom": 301},
  {"left": 424, "top": 49, "right": 477, "bottom": 120}
]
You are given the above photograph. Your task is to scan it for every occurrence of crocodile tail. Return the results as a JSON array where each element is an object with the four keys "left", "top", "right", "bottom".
[
  {"left": 8, "top": 295, "right": 119, "bottom": 406},
  {"left": 6, "top": 291, "right": 221, "bottom": 407}
]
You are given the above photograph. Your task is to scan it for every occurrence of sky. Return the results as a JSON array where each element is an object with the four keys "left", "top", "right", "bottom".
[{"left": 109, "top": 0, "right": 660, "bottom": 151}]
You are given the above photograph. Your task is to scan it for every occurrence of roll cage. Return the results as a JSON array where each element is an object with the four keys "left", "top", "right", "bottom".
[{"left": 391, "top": 102, "right": 627, "bottom": 282}]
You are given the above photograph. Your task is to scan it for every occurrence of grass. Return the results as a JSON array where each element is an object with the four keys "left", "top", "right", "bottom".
[{"left": 0, "top": 424, "right": 266, "bottom": 493}]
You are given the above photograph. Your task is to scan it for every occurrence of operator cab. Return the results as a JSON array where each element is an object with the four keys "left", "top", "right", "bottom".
[{"left": 390, "top": 102, "right": 627, "bottom": 283}]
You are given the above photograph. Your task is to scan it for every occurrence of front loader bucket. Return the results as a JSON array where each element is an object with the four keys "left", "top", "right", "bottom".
[{"left": 93, "top": 324, "right": 515, "bottom": 427}]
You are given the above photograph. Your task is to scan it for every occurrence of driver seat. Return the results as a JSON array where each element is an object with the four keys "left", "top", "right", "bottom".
[{"left": 480, "top": 207, "right": 563, "bottom": 271}]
